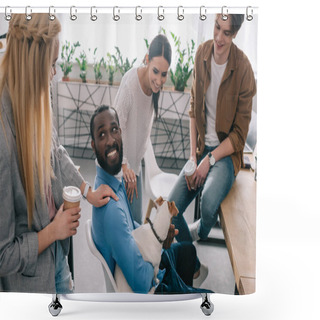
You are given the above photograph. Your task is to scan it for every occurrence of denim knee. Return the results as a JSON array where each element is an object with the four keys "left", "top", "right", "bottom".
[
  {"left": 200, "top": 201, "right": 219, "bottom": 233},
  {"left": 168, "top": 169, "right": 198, "bottom": 215},
  {"left": 198, "top": 155, "right": 235, "bottom": 239}
]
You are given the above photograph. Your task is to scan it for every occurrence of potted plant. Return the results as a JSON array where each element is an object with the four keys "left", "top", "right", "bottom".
[
  {"left": 164, "top": 29, "right": 195, "bottom": 92},
  {"left": 112, "top": 46, "right": 137, "bottom": 77},
  {"left": 145, "top": 28, "right": 195, "bottom": 92},
  {"left": 59, "top": 40, "right": 80, "bottom": 81},
  {"left": 104, "top": 52, "right": 118, "bottom": 86},
  {"left": 92, "top": 48, "right": 104, "bottom": 84},
  {"left": 75, "top": 50, "right": 88, "bottom": 83}
]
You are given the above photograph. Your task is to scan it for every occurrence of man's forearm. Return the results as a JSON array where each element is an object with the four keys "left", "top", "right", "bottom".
[{"left": 189, "top": 117, "right": 198, "bottom": 160}]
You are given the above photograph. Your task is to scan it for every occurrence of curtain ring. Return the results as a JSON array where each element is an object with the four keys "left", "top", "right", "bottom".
[
  {"left": 246, "top": 6, "right": 254, "bottom": 21},
  {"left": 221, "top": 6, "right": 228, "bottom": 21},
  {"left": 90, "top": 6, "right": 98, "bottom": 21},
  {"left": 135, "top": 6, "right": 142, "bottom": 21},
  {"left": 5, "top": 6, "right": 12, "bottom": 21},
  {"left": 25, "top": 6, "right": 32, "bottom": 21},
  {"left": 177, "top": 6, "right": 184, "bottom": 21},
  {"left": 200, "top": 6, "right": 207, "bottom": 21},
  {"left": 49, "top": 6, "right": 56, "bottom": 21},
  {"left": 113, "top": 6, "right": 120, "bottom": 21},
  {"left": 157, "top": 6, "right": 164, "bottom": 21},
  {"left": 70, "top": 6, "right": 77, "bottom": 21}
]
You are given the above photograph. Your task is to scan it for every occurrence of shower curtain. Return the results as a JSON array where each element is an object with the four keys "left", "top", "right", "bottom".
[{"left": 0, "top": 5, "right": 257, "bottom": 299}]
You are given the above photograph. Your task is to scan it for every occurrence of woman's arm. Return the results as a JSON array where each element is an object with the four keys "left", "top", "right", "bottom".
[
  {"left": 0, "top": 133, "right": 38, "bottom": 277},
  {"left": 37, "top": 204, "right": 81, "bottom": 255},
  {"left": 53, "top": 127, "right": 118, "bottom": 206},
  {"left": 121, "top": 164, "right": 138, "bottom": 203},
  {"left": 113, "top": 80, "right": 131, "bottom": 168},
  {"left": 114, "top": 81, "right": 138, "bottom": 201},
  {"left": 0, "top": 137, "right": 79, "bottom": 275},
  {"left": 80, "top": 181, "right": 119, "bottom": 207}
]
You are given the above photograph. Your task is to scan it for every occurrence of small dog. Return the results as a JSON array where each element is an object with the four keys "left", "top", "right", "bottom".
[{"left": 114, "top": 197, "right": 179, "bottom": 293}]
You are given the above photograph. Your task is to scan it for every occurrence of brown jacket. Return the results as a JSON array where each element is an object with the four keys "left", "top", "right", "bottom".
[{"left": 189, "top": 40, "right": 256, "bottom": 175}]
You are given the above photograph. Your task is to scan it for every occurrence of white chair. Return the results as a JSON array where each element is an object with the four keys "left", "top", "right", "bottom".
[
  {"left": 143, "top": 137, "right": 179, "bottom": 222},
  {"left": 85, "top": 219, "right": 118, "bottom": 293}
]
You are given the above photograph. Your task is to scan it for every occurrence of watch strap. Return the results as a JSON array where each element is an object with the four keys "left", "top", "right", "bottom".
[
  {"left": 208, "top": 152, "right": 216, "bottom": 167},
  {"left": 83, "top": 181, "right": 91, "bottom": 199}
]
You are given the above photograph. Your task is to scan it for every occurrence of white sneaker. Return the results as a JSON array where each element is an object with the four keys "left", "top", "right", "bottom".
[
  {"left": 188, "top": 219, "right": 201, "bottom": 242},
  {"left": 193, "top": 263, "right": 209, "bottom": 288}
]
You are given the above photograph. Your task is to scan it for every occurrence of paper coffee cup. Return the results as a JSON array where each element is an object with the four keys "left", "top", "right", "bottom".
[
  {"left": 63, "top": 186, "right": 81, "bottom": 210},
  {"left": 184, "top": 160, "right": 196, "bottom": 190}
]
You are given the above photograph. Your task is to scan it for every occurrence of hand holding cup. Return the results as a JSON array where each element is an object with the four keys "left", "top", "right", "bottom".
[
  {"left": 52, "top": 186, "right": 82, "bottom": 240},
  {"left": 185, "top": 159, "right": 197, "bottom": 191}
]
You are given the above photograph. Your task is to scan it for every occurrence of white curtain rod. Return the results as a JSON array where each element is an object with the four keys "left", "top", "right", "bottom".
[{"left": 0, "top": 6, "right": 258, "bottom": 16}]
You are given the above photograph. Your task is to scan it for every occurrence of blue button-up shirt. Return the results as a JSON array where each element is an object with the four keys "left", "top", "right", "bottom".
[{"left": 92, "top": 164, "right": 158, "bottom": 293}]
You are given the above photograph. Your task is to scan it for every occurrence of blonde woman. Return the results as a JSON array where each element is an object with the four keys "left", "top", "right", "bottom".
[{"left": 0, "top": 14, "right": 117, "bottom": 293}]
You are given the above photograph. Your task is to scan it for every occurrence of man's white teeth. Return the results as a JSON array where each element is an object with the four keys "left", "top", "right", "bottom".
[{"left": 107, "top": 150, "right": 117, "bottom": 157}]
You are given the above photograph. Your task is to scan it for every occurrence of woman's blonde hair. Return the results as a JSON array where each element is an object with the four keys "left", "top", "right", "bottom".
[{"left": 0, "top": 14, "right": 61, "bottom": 228}]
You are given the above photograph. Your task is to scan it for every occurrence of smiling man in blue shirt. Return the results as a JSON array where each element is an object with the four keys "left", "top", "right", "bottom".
[{"left": 89, "top": 105, "right": 210, "bottom": 294}]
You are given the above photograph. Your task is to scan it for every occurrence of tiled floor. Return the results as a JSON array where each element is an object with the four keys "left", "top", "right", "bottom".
[{"left": 71, "top": 157, "right": 235, "bottom": 295}]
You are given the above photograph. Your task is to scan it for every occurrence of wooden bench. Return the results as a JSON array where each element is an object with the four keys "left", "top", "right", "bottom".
[
  {"left": 219, "top": 163, "right": 256, "bottom": 295},
  {"left": 194, "top": 157, "right": 256, "bottom": 295}
]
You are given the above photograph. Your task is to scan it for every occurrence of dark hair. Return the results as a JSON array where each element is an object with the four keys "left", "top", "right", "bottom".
[
  {"left": 229, "top": 14, "right": 245, "bottom": 35},
  {"left": 147, "top": 34, "right": 172, "bottom": 118},
  {"left": 90, "top": 105, "right": 119, "bottom": 141}
]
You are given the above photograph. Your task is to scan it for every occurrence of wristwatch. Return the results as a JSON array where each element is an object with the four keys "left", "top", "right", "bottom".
[
  {"left": 83, "top": 181, "right": 91, "bottom": 199},
  {"left": 207, "top": 152, "right": 216, "bottom": 167}
]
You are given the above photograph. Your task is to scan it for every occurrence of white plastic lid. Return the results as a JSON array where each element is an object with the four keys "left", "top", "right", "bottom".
[
  {"left": 63, "top": 186, "right": 81, "bottom": 202},
  {"left": 184, "top": 160, "right": 196, "bottom": 176}
]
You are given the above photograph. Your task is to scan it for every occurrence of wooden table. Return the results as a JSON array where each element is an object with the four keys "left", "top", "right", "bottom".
[{"left": 219, "top": 164, "right": 256, "bottom": 295}]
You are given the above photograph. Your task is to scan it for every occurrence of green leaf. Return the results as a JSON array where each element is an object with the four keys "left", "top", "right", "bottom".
[
  {"left": 144, "top": 39, "right": 149, "bottom": 49},
  {"left": 59, "top": 40, "right": 80, "bottom": 77},
  {"left": 169, "top": 32, "right": 196, "bottom": 91}
]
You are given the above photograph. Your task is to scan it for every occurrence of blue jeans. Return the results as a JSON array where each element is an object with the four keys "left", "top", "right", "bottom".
[
  {"left": 168, "top": 146, "right": 235, "bottom": 241},
  {"left": 155, "top": 242, "right": 212, "bottom": 294},
  {"left": 55, "top": 241, "right": 73, "bottom": 294},
  {"left": 129, "top": 169, "right": 143, "bottom": 224}
]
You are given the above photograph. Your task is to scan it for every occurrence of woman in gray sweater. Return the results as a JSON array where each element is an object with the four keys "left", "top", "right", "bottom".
[{"left": 0, "top": 13, "right": 116, "bottom": 293}]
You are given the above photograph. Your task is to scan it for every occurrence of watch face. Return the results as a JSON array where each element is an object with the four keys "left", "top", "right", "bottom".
[{"left": 208, "top": 153, "right": 215, "bottom": 166}]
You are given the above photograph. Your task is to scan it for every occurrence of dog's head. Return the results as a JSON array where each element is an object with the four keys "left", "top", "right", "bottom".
[
  {"left": 167, "top": 201, "right": 179, "bottom": 217},
  {"left": 154, "top": 196, "right": 179, "bottom": 218},
  {"left": 154, "top": 196, "right": 165, "bottom": 207}
]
